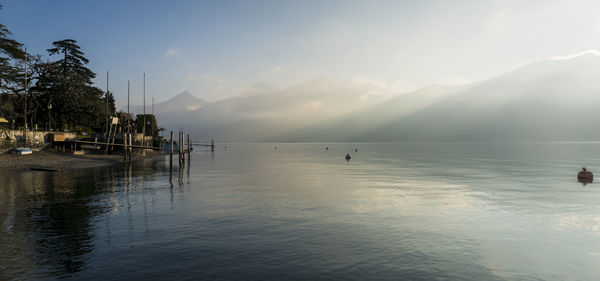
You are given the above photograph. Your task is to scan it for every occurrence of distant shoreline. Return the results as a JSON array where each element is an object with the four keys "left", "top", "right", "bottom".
[{"left": 0, "top": 150, "right": 138, "bottom": 172}]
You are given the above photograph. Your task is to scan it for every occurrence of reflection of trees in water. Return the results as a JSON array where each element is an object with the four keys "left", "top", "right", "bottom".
[{"left": 0, "top": 158, "right": 167, "bottom": 279}]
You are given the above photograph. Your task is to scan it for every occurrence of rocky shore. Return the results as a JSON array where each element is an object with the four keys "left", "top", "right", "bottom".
[{"left": 0, "top": 150, "right": 124, "bottom": 171}]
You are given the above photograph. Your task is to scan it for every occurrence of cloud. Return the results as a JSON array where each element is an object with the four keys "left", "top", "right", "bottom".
[
  {"left": 272, "top": 65, "right": 283, "bottom": 73},
  {"left": 165, "top": 48, "right": 180, "bottom": 57}
]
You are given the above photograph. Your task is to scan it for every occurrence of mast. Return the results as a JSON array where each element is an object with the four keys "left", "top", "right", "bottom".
[
  {"left": 106, "top": 71, "right": 109, "bottom": 137},
  {"left": 24, "top": 47, "right": 28, "bottom": 133},
  {"left": 143, "top": 73, "right": 146, "bottom": 138},
  {"left": 152, "top": 96, "right": 154, "bottom": 137},
  {"left": 127, "top": 80, "right": 130, "bottom": 133}
]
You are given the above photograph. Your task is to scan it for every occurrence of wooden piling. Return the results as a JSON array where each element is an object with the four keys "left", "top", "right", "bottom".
[
  {"left": 187, "top": 134, "right": 191, "bottom": 160},
  {"left": 211, "top": 139, "right": 214, "bottom": 152},
  {"left": 183, "top": 132, "right": 186, "bottom": 159},
  {"left": 128, "top": 133, "right": 133, "bottom": 160},
  {"left": 123, "top": 133, "right": 127, "bottom": 161},
  {"left": 169, "top": 131, "right": 173, "bottom": 178},
  {"left": 178, "top": 132, "right": 182, "bottom": 163}
]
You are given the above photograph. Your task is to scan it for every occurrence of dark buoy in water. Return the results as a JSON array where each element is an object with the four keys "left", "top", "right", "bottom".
[
  {"left": 578, "top": 167, "right": 593, "bottom": 184},
  {"left": 355, "top": 148, "right": 358, "bottom": 152},
  {"left": 274, "top": 146, "right": 277, "bottom": 150},
  {"left": 326, "top": 147, "right": 329, "bottom": 150},
  {"left": 345, "top": 153, "right": 352, "bottom": 161}
]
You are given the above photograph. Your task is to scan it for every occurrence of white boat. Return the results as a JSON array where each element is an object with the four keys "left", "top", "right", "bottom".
[{"left": 13, "top": 148, "right": 33, "bottom": 155}]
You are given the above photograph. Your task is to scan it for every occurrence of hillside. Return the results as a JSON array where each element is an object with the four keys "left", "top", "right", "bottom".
[{"left": 279, "top": 53, "right": 600, "bottom": 141}]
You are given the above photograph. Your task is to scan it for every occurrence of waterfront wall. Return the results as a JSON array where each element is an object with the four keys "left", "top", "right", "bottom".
[{"left": 0, "top": 130, "right": 76, "bottom": 153}]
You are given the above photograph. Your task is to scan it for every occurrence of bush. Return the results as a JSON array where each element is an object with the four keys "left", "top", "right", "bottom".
[{"left": 73, "top": 125, "right": 92, "bottom": 136}]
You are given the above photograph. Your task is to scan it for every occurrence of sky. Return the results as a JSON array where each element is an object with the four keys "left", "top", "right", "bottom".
[{"left": 3, "top": 0, "right": 600, "bottom": 107}]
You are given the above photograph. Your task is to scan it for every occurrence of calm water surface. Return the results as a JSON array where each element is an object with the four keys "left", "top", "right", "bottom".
[{"left": 2, "top": 143, "right": 600, "bottom": 280}]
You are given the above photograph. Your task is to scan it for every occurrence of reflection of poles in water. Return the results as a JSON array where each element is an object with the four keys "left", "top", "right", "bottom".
[
  {"left": 187, "top": 135, "right": 191, "bottom": 182},
  {"left": 187, "top": 155, "right": 190, "bottom": 182},
  {"left": 179, "top": 158, "right": 184, "bottom": 187},
  {"left": 126, "top": 164, "right": 134, "bottom": 248},
  {"left": 169, "top": 131, "right": 173, "bottom": 183},
  {"left": 104, "top": 212, "right": 113, "bottom": 249}
]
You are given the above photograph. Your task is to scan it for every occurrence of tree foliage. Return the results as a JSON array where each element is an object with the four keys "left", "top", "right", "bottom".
[
  {"left": 1, "top": 5, "right": 117, "bottom": 132},
  {"left": 0, "top": 3, "right": 26, "bottom": 93},
  {"left": 134, "top": 114, "right": 158, "bottom": 137}
]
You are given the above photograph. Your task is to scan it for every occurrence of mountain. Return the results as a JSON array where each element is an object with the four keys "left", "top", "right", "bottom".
[
  {"left": 280, "top": 52, "right": 600, "bottom": 142},
  {"left": 275, "top": 84, "right": 465, "bottom": 141},
  {"left": 124, "top": 91, "right": 207, "bottom": 129},
  {"left": 125, "top": 90, "right": 207, "bottom": 114},
  {"left": 173, "top": 77, "right": 393, "bottom": 142}
]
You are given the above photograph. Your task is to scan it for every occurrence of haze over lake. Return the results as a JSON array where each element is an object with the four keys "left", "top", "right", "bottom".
[
  {"left": 2, "top": 143, "right": 600, "bottom": 280},
  {"left": 4, "top": 1, "right": 600, "bottom": 280}
]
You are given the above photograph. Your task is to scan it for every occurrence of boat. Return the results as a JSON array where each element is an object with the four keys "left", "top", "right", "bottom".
[
  {"left": 345, "top": 153, "right": 351, "bottom": 160},
  {"left": 12, "top": 148, "right": 32, "bottom": 155}
]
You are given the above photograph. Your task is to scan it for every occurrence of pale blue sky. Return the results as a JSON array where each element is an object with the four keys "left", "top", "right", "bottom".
[{"left": 3, "top": 0, "right": 600, "bottom": 107}]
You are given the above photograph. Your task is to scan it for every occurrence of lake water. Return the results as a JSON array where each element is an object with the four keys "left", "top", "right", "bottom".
[{"left": 2, "top": 142, "right": 600, "bottom": 280}]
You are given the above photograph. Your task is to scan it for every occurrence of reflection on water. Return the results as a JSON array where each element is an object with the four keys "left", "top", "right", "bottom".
[
  {"left": 2, "top": 143, "right": 600, "bottom": 280},
  {"left": 0, "top": 159, "right": 168, "bottom": 280}
]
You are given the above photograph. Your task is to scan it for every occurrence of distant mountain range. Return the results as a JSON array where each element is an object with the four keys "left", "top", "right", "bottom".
[
  {"left": 175, "top": 77, "right": 390, "bottom": 142},
  {"left": 278, "top": 53, "right": 600, "bottom": 142},
  {"left": 135, "top": 52, "right": 600, "bottom": 142},
  {"left": 123, "top": 90, "right": 207, "bottom": 129}
]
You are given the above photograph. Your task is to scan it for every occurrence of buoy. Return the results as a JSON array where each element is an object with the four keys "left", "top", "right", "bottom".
[
  {"left": 578, "top": 167, "right": 593, "bottom": 184},
  {"left": 345, "top": 153, "right": 351, "bottom": 160},
  {"left": 355, "top": 148, "right": 358, "bottom": 152},
  {"left": 326, "top": 147, "right": 328, "bottom": 150}
]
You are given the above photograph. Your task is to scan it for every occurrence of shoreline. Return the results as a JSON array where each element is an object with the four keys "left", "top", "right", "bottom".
[{"left": 0, "top": 149, "right": 163, "bottom": 172}]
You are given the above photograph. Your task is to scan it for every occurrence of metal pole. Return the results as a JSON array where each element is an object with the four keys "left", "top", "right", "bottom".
[
  {"left": 143, "top": 73, "right": 146, "bottom": 144},
  {"left": 152, "top": 96, "right": 154, "bottom": 138},
  {"left": 24, "top": 47, "right": 28, "bottom": 143},
  {"left": 127, "top": 80, "right": 130, "bottom": 133},
  {"left": 187, "top": 134, "right": 191, "bottom": 163},
  {"left": 106, "top": 71, "right": 109, "bottom": 137}
]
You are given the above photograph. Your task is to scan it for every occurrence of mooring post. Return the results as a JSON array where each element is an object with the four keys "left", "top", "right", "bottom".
[
  {"left": 182, "top": 132, "right": 185, "bottom": 160},
  {"left": 123, "top": 133, "right": 127, "bottom": 161},
  {"left": 181, "top": 132, "right": 185, "bottom": 160},
  {"left": 178, "top": 132, "right": 182, "bottom": 163},
  {"left": 170, "top": 131, "right": 173, "bottom": 178},
  {"left": 187, "top": 134, "right": 191, "bottom": 160},
  {"left": 211, "top": 139, "right": 214, "bottom": 152},
  {"left": 129, "top": 133, "right": 133, "bottom": 160}
]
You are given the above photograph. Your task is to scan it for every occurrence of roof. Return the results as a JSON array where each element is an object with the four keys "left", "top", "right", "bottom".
[{"left": 0, "top": 117, "right": 8, "bottom": 123}]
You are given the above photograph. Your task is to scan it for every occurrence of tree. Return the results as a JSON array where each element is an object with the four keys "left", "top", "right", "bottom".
[
  {"left": 46, "top": 39, "right": 95, "bottom": 82},
  {"left": 41, "top": 39, "right": 111, "bottom": 131},
  {"left": 134, "top": 114, "right": 158, "bottom": 137},
  {"left": 0, "top": 4, "right": 26, "bottom": 94}
]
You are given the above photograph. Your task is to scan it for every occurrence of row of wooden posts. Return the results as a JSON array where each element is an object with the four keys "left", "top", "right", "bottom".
[
  {"left": 66, "top": 131, "right": 215, "bottom": 172},
  {"left": 169, "top": 131, "right": 191, "bottom": 164}
]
